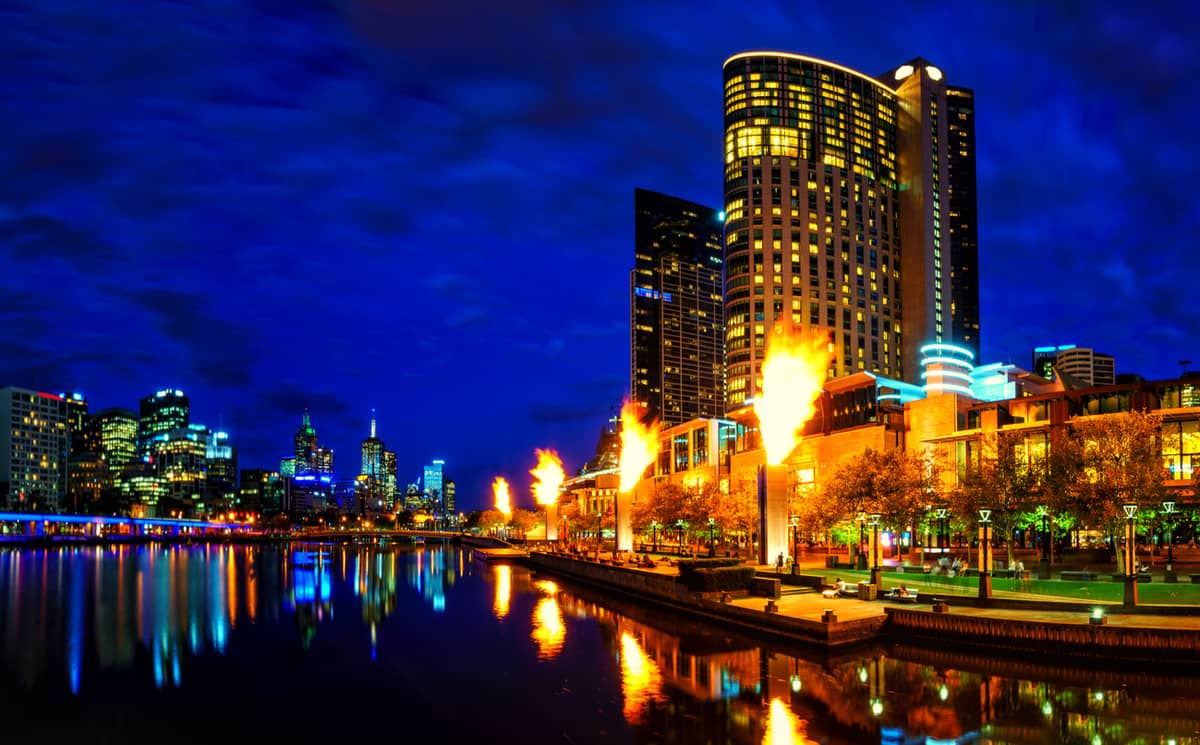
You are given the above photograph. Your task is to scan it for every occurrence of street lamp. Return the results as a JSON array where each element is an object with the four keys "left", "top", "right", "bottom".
[
  {"left": 1036, "top": 504, "right": 1051, "bottom": 580},
  {"left": 708, "top": 517, "right": 716, "bottom": 558},
  {"left": 1122, "top": 503, "right": 1138, "bottom": 607},
  {"left": 789, "top": 516, "right": 799, "bottom": 575},
  {"left": 978, "top": 508, "right": 993, "bottom": 600},
  {"left": 934, "top": 507, "right": 948, "bottom": 555},
  {"left": 676, "top": 519, "right": 685, "bottom": 557},
  {"left": 651, "top": 520, "right": 659, "bottom": 554},
  {"left": 856, "top": 511, "right": 868, "bottom": 570},
  {"left": 868, "top": 513, "right": 882, "bottom": 585},
  {"left": 1162, "top": 500, "right": 1177, "bottom": 583}
]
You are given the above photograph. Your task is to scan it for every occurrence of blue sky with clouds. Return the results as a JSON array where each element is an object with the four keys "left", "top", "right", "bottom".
[{"left": 1, "top": 0, "right": 1196, "bottom": 510}]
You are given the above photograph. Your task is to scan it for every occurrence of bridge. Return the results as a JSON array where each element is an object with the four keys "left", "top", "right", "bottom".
[{"left": 0, "top": 510, "right": 255, "bottom": 539}]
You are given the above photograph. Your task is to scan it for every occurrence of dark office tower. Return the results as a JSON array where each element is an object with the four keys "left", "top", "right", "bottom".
[
  {"left": 294, "top": 410, "right": 318, "bottom": 475},
  {"left": 314, "top": 446, "right": 334, "bottom": 476},
  {"left": 631, "top": 188, "right": 725, "bottom": 425},
  {"left": 60, "top": 392, "right": 89, "bottom": 456},
  {"left": 205, "top": 430, "right": 237, "bottom": 506},
  {"left": 945, "top": 85, "right": 980, "bottom": 358},
  {"left": 382, "top": 450, "right": 397, "bottom": 508},
  {"left": 138, "top": 389, "right": 189, "bottom": 457},
  {"left": 444, "top": 479, "right": 456, "bottom": 519},
  {"left": 239, "top": 469, "right": 282, "bottom": 514}
]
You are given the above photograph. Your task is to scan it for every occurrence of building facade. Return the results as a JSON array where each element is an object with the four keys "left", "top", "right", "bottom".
[
  {"left": 1031, "top": 344, "right": 1116, "bottom": 387},
  {"left": 945, "top": 86, "right": 980, "bottom": 358},
  {"left": 631, "top": 188, "right": 725, "bottom": 426},
  {"left": 138, "top": 389, "right": 189, "bottom": 457},
  {"left": 722, "top": 53, "right": 978, "bottom": 403},
  {"left": 0, "top": 387, "right": 69, "bottom": 511}
]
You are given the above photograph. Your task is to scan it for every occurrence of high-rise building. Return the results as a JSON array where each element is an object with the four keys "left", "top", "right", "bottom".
[
  {"left": 1032, "top": 345, "right": 1115, "bottom": 387},
  {"left": 423, "top": 459, "right": 444, "bottom": 508},
  {"left": 279, "top": 457, "right": 296, "bottom": 478},
  {"left": 151, "top": 423, "right": 209, "bottom": 516},
  {"left": 722, "top": 53, "right": 977, "bottom": 403},
  {"left": 294, "top": 410, "right": 318, "bottom": 475},
  {"left": 360, "top": 410, "right": 385, "bottom": 509},
  {"left": 314, "top": 446, "right": 334, "bottom": 476},
  {"left": 0, "top": 387, "right": 69, "bottom": 511},
  {"left": 382, "top": 450, "right": 397, "bottom": 507},
  {"left": 95, "top": 408, "right": 138, "bottom": 473},
  {"left": 138, "top": 389, "right": 189, "bottom": 457},
  {"left": 444, "top": 479, "right": 456, "bottom": 521},
  {"left": 60, "top": 392, "right": 89, "bottom": 456},
  {"left": 945, "top": 86, "right": 980, "bottom": 358},
  {"left": 631, "top": 188, "right": 725, "bottom": 426},
  {"left": 205, "top": 430, "right": 237, "bottom": 506},
  {"left": 238, "top": 468, "right": 279, "bottom": 512}
]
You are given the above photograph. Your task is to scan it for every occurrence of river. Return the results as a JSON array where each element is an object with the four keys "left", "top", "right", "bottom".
[{"left": 0, "top": 541, "right": 1195, "bottom": 743}]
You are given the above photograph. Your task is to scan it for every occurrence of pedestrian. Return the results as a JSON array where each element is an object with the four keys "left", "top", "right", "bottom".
[{"left": 775, "top": 552, "right": 784, "bottom": 574}]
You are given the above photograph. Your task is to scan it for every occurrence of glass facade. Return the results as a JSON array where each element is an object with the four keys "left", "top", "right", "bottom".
[
  {"left": 723, "top": 53, "right": 904, "bottom": 405},
  {"left": 945, "top": 87, "right": 980, "bottom": 358},
  {"left": 138, "top": 390, "right": 189, "bottom": 458},
  {"left": 631, "top": 188, "right": 725, "bottom": 426}
]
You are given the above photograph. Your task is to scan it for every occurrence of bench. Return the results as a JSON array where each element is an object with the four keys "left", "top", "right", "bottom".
[{"left": 882, "top": 590, "right": 920, "bottom": 603}]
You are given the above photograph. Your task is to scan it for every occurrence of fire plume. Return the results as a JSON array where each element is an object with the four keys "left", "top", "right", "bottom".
[
  {"left": 492, "top": 476, "right": 512, "bottom": 515},
  {"left": 530, "top": 449, "right": 565, "bottom": 507},
  {"left": 619, "top": 400, "right": 660, "bottom": 492},
  {"left": 755, "top": 330, "right": 831, "bottom": 465}
]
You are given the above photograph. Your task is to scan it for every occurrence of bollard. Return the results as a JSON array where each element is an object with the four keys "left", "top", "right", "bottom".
[
  {"left": 764, "top": 600, "right": 779, "bottom": 613},
  {"left": 821, "top": 609, "right": 837, "bottom": 623}
]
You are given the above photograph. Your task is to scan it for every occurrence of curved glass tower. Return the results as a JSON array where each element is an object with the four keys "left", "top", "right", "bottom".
[{"left": 722, "top": 52, "right": 972, "bottom": 408}]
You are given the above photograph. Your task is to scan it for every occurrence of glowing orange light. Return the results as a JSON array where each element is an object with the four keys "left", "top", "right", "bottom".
[
  {"left": 530, "top": 588, "right": 565, "bottom": 660},
  {"left": 762, "top": 697, "right": 815, "bottom": 745},
  {"left": 619, "top": 400, "right": 660, "bottom": 492},
  {"left": 530, "top": 449, "right": 565, "bottom": 507},
  {"left": 756, "top": 329, "right": 831, "bottom": 465},
  {"left": 493, "top": 564, "right": 511, "bottom": 620},
  {"left": 492, "top": 476, "right": 512, "bottom": 516},
  {"left": 619, "top": 632, "right": 664, "bottom": 724}
]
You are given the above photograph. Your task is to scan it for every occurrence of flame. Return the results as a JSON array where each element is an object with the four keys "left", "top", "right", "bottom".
[
  {"left": 619, "top": 400, "right": 660, "bottom": 492},
  {"left": 492, "top": 564, "right": 511, "bottom": 620},
  {"left": 492, "top": 476, "right": 512, "bottom": 515},
  {"left": 619, "top": 632, "right": 664, "bottom": 724},
  {"left": 755, "top": 329, "right": 831, "bottom": 465},
  {"left": 762, "top": 698, "right": 815, "bottom": 745},
  {"left": 530, "top": 449, "right": 565, "bottom": 507}
]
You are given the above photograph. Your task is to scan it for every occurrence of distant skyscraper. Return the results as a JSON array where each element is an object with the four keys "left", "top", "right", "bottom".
[
  {"left": 631, "top": 188, "right": 725, "bottom": 426},
  {"left": 1032, "top": 344, "right": 1115, "bottom": 387},
  {"left": 294, "top": 410, "right": 318, "bottom": 475},
  {"left": 205, "top": 430, "right": 237, "bottom": 506},
  {"left": 360, "top": 410, "right": 385, "bottom": 510},
  {"left": 151, "top": 423, "right": 208, "bottom": 516},
  {"left": 138, "top": 389, "right": 189, "bottom": 457},
  {"left": 423, "top": 460, "right": 444, "bottom": 510},
  {"left": 383, "top": 450, "right": 397, "bottom": 507},
  {"left": 238, "top": 469, "right": 282, "bottom": 513},
  {"left": 61, "top": 392, "right": 89, "bottom": 456},
  {"left": 0, "top": 388, "right": 69, "bottom": 511},
  {"left": 314, "top": 446, "right": 334, "bottom": 476},
  {"left": 722, "top": 53, "right": 978, "bottom": 401},
  {"left": 444, "top": 479, "right": 456, "bottom": 520},
  {"left": 279, "top": 457, "right": 296, "bottom": 478}
]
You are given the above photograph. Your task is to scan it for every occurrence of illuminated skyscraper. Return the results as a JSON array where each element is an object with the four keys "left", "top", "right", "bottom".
[
  {"left": 138, "top": 389, "right": 189, "bottom": 457},
  {"left": 722, "top": 53, "right": 978, "bottom": 402},
  {"left": 423, "top": 459, "right": 444, "bottom": 509},
  {"left": 360, "top": 410, "right": 385, "bottom": 510},
  {"left": 95, "top": 407, "right": 137, "bottom": 499},
  {"left": 61, "top": 392, "right": 89, "bottom": 456},
  {"left": 946, "top": 86, "right": 980, "bottom": 358},
  {"left": 294, "top": 410, "right": 318, "bottom": 475},
  {"left": 0, "top": 387, "right": 68, "bottom": 511},
  {"left": 631, "top": 188, "right": 725, "bottom": 426},
  {"left": 205, "top": 430, "right": 237, "bottom": 506}
]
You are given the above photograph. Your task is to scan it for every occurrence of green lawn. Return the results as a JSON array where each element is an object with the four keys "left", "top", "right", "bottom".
[{"left": 801, "top": 568, "right": 1200, "bottom": 605}]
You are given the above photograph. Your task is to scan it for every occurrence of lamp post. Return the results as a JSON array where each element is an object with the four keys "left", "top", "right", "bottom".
[
  {"left": 934, "top": 507, "right": 948, "bottom": 555},
  {"left": 790, "top": 516, "right": 799, "bottom": 575},
  {"left": 708, "top": 517, "right": 716, "bottom": 558},
  {"left": 1162, "top": 500, "right": 1177, "bottom": 583},
  {"left": 978, "top": 508, "right": 993, "bottom": 600},
  {"left": 856, "top": 511, "right": 868, "bottom": 570},
  {"left": 676, "top": 519, "right": 685, "bottom": 557},
  {"left": 651, "top": 520, "right": 659, "bottom": 554},
  {"left": 1036, "top": 505, "right": 1051, "bottom": 580},
  {"left": 1122, "top": 503, "right": 1138, "bottom": 607},
  {"left": 868, "top": 513, "right": 882, "bottom": 585}
]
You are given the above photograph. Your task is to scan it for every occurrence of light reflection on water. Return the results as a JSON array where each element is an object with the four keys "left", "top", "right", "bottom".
[{"left": 1, "top": 542, "right": 1199, "bottom": 744}]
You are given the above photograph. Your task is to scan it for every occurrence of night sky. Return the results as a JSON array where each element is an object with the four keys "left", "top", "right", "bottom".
[{"left": 2, "top": 1, "right": 1196, "bottom": 511}]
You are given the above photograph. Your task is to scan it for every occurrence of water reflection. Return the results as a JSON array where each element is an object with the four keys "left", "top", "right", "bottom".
[
  {"left": 530, "top": 580, "right": 564, "bottom": 660},
  {"left": 1, "top": 544, "right": 1199, "bottom": 745}
]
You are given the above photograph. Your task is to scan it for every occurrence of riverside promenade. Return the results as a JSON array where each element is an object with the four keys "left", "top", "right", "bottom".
[{"left": 521, "top": 547, "right": 1200, "bottom": 667}]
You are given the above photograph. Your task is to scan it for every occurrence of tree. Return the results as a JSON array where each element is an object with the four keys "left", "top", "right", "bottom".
[
  {"left": 1070, "top": 410, "right": 1167, "bottom": 553},
  {"left": 509, "top": 507, "right": 538, "bottom": 537},
  {"left": 948, "top": 430, "right": 1041, "bottom": 566},
  {"left": 478, "top": 509, "right": 507, "bottom": 533},
  {"left": 822, "top": 448, "right": 938, "bottom": 558}
]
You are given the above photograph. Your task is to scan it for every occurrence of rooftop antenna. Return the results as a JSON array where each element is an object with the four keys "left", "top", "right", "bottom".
[
  {"left": 370, "top": 408, "right": 377, "bottom": 438},
  {"left": 1181, "top": 360, "right": 1193, "bottom": 376}
]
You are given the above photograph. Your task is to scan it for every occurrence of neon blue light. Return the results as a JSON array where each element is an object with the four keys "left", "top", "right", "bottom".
[
  {"left": 919, "top": 342, "right": 975, "bottom": 360},
  {"left": 921, "top": 369, "right": 974, "bottom": 383},
  {"left": 717, "top": 210, "right": 726, "bottom": 223},
  {"left": 924, "top": 382, "right": 974, "bottom": 397},
  {"left": 0, "top": 512, "right": 247, "bottom": 530},
  {"left": 920, "top": 355, "right": 975, "bottom": 370}
]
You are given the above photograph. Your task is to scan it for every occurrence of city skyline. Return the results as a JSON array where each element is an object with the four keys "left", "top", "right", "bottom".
[{"left": 1, "top": 2, "right": 1196, "bottom": 510}]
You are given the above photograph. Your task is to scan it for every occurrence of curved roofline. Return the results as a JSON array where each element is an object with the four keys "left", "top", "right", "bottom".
[{"left": 723, "top": 51, "right": 893, "bottom": 94}]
